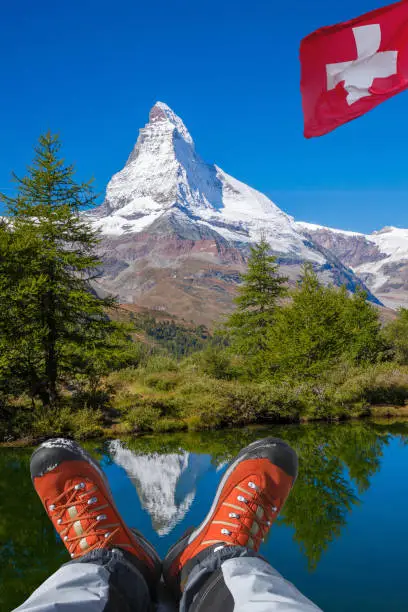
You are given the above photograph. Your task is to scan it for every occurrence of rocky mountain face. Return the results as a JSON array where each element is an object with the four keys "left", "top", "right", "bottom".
[
  {"left": 298, "top": 223, "right": 408, "bottom": 309},
  {"left": 89, "top": 102, "right": 384, "bottom": 323}
]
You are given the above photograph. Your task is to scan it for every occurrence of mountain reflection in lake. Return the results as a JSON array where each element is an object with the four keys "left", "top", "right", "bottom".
[
  {"left": 2, "top": 422, "right": 408, "bottom": 611},
  {"left": 108, "top": 440, "right": 212, "bottom": 535}
]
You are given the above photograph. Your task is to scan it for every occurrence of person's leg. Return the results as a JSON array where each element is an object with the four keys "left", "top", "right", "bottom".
[
  {"left": 179, "top": 545, "right": 321, "bottom": 612},
  {"left": 163, "top": 437, "right": 322, "bottom": 612},
  {"left": 14, "top": 439, "right": 161, "bottom": 612},
  {"left": 14, "top": 547, "right": 151, "bottom": 612}
]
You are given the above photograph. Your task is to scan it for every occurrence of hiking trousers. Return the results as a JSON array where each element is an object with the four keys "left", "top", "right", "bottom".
[{"left": 14, "top": 545, "right": 322, "bottom": 612}]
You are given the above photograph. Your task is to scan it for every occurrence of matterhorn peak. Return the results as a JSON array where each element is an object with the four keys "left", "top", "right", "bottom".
[
  {"left": 149, "top": 101, "right": 193, "bottom": 145},
  {"left": 91, "top": 102, "right": 325, "bottom": 265}
]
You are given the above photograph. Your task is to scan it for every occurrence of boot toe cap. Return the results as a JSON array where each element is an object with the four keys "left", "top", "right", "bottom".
[{"left": 30, "top": 438, "right": 91, "bottom": 480}]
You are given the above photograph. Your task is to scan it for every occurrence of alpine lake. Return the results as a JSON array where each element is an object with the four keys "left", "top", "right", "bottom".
[{"left": 2, "top": 421, "right": 408, "bottom": 611}]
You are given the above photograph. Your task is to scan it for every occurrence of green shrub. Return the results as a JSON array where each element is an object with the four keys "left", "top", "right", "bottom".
[
  {"left": 334, "top": 363, "right": 408, "bottom": 407},
  {"left": 0, "top": 401, "right": 35, "bottom": 441},
  {"left": 113, "top": 392, "right": 144, "bottom": 412},
  {"left": 32, "top": 406, "right": 103, "bottom": 439},
  {"left": 71, "top": 388, "right": 111, "bottom": 411},
  {"left": 197, "top": 348, "right": 240, "bottom": 380},
  {"left": 0, "top": 400, "right": 104, "bottom": 441},
  {"left": 185, "top": 415, "right": 203, "bottom": 431},
  {"left": 106, "top": 367, "right": 141, "bottom": 385},
  {"left": 382, "top": 308, "right": 408, "bottom": 364},
  {"left": 142, "top": 355, "right": 178, "bottom": 374},
  {"left": 125, "top": 404, "right": 162, "bottom": 432},
  {"left": 145, "top": 373, "right": 180, "bottom": 391},
  {"left": 153, "top": 418, "right": 187, "bottom": 433}
]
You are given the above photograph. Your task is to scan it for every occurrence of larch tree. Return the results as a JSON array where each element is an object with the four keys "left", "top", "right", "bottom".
[
  {"left": 225, "top": 239, "right": 288, "bottom": 362},
  {"left": 0, "top": 132, "right": 124, "bottom": 407},
  {"left": 268, "top": 264, "right": 383, "bottom": 377}
]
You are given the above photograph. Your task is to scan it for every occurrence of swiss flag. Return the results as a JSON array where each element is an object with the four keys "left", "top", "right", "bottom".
[{"left": 300, "top": 0, "right": 408, "bottom": 137}]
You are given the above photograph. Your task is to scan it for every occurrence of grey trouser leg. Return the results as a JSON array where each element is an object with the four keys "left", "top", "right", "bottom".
[
  {"left": 13, "top": 548, "right": 151, "bottom": 612},
  {"left": 180, "top": 546, "right": 322, "bottom": 612}
]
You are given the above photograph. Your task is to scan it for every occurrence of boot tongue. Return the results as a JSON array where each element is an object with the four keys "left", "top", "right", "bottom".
[
  {"left": 63, "top": 481, "right": 101, "bottom": 554},
  {"left": 67, "top": 507, "right": 100, "bottom": 553}
]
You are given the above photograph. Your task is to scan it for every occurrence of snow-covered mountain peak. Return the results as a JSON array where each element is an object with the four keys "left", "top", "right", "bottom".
[
  {"left": 108, "top": 441, "right": 212, "bottom": 536},
  {"left": 99, "top": 101, "right": 198, "bottom": 218},
  {"left": 372, "top": 226, "right": 396, "bottom": 236},
  {"left": 148, "top": 101, "right": 193, "bottom": 145},
  {"left": 90, "top": 103, "right": 325, "bottom": 263}
]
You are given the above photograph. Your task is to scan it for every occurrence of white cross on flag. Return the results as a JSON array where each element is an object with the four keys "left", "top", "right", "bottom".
[{"left": 300, "top": 0, "right": 408, "bottom": 137}]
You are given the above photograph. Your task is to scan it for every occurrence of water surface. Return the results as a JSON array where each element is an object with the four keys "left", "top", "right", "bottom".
[{"left": 1, "top": 422, "right": 408, "bottom": 611}]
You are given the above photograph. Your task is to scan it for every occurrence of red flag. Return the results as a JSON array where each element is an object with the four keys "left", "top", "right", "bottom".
[{"left": 300, "top": 0, "right": 408, "bottom": 137}]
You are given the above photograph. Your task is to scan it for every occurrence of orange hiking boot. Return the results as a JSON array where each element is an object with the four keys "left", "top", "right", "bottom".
[
  {"left": 30, "top": 438, "right": 161, "bottom": 590},
  {"left": 163, "top": 437, "right": 298, "bottom": 598}
]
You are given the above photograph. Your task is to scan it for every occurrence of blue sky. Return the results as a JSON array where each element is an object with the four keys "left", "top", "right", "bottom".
[{"left": 0, "top": 0, "right": 407, "bottom": 233}]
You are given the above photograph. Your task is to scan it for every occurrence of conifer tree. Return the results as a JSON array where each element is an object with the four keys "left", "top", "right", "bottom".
[
  {"left": 0, "top": 133, "right": 125, "bottom": 407},
  {"left": 268, "top": 264, "right": 382, "bottom": 377},
  {"left": 226, "top": 239, "right": 288, "bottom": 358},
  {"left": 383, "top": 308, "right": 408, "bottom": 364}
]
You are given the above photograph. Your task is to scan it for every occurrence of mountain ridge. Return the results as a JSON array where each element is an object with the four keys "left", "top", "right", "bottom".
[
  {"left": 297, "top": 222, "right": 408, "bottom": 309},
  {"left": 86, "top": 101, "right": 406, "bottom": 322}
]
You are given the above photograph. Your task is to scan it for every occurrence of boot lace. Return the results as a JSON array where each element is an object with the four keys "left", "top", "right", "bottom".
[
  {"left": 203, "top": 480, "right": 279, "bottom": 551},
  {"left": 48, "top": 481, "right": 125, "bottom": 558}
]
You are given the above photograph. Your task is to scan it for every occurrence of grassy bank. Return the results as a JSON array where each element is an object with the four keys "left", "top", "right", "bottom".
[
  {"left": 2, "top": 356, "right": 408, "bottom": 445},
  {"left": 104, "top": 358, "right": 408, "bottom": 431}
]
